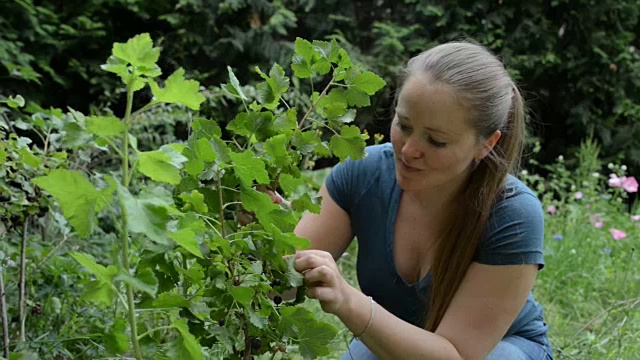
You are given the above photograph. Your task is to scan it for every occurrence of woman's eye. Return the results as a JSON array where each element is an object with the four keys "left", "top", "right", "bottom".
[
  {"left": 428, "top": 137, "right": 447, "bottom": 148},
  {"left": 397, "top": 123, "right": 412, "bottom": 132}
]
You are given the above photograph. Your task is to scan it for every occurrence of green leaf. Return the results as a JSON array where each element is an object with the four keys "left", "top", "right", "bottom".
[
  {"left": 263, "top": 134, "right": 291, "bottom": 166},
  {"left": 279, "top": 173, "right": 306, "bottom": 196},
  {"left": 229, "top": 151, "right": 269, "bottom": 186},
  {"left": 256, "top": 64, "right": 290, "bottom": 109},
  {"left": 291, "top": 38, "right": 315, "bottom": 78},
  {"left": 71, "top": 253, "right": 118, "bottom": 306},
  {"left": 278, "top": 307, "right": 338, "bottom": 359},
  {"left": 112, "top": 33, "right": 160, "bottom": 68},
  {"left": 152, "top": 292, "right": 190, "bottom": 308},
  {"left": 351, "top": 71, "right": 386, "bottom": 95},
  {"left": 211, "top": 136, "right": 231, "bottom": 164},
  {"left": 285, "top": 254, "right": 305, "bottom": 287},
  {"left": 18, "top": 147, "right": 41, "bottom": 168},
  {"left": 84, "top": 280, "right": 116, "bottom": 306},
  {"left": 272, "top": 108, "right": 298, "bottom": 134},
  {"left": 32, "top": 170, "right": 100, "bottom": 237},
  {"left": 85, "top": 116, "right": 126, "bottom": 137},
  {"left": 149, "top": 68, "right": 205, "bottom": 110},
  {"left": 191, "top": 118, "right": 222, "bottom": 139},
  {"left": 240, "top": 187, "right": 295, "bottom": 232},
  {"left": 227, "top": 111, "right": 273, "bottom": 138},
  {"left": 71, "top": 252, "right": 117, "bottom": 284},
  {"left": 240, "top": 187, "right": 279, "bottom": 215},
  {"left": 7, "top": 94, "right": 25, "bottom": 108},
  {"left": 104, "top": 319, "right": 129, "bottom": 354},
  {"left": 119, "top": 186, "right": 172, "bottom": 244},
  {"left": 172, "top": 319, "right": 204, "bottom": 360},
  {"left": 222, "top": 66, "right": 248, "bottom": 101},
  {"left": 169, "top": 228, "right": 204, "bottom": 258},
  {"left": 329, "top": 125, "right": 369, "bottom": 162},
  {"left": 180, "top": 190, "right": 208, "bottom": 214},
  {"left": 313, "top": 39, "right": 341, "bottom": 63},
  {"left": 297, "top": 321, "right": 339, "bottom": 358},
  {"left": 247, "top": 308, "right": 269, "bottom": 329},
  {"left": 115, "top": 269, "right": 158, "bottom": 296},
  {"left": 345, "top": 88, "right": 371, "bottom": 107},
  {"left": 291, "top": 193, "right": 321, "bottom": 214},
  {"left": 229, "top": 286, "right": 255, "bottom": 306},
  {"left": 138, "top": 145, "right": 188, "bottom": 184},
  {"left": 291, "top": 130, "right": 321, "bottom": 154}
]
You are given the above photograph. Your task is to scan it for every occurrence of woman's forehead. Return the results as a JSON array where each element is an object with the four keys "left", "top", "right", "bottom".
[{"left": 396, "top": 75, "right": 473, "bottom": 135}]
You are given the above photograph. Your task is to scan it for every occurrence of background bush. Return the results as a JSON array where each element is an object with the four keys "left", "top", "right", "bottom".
[{"left": 2, "top": 0, "right": 640, "bottom": 171}]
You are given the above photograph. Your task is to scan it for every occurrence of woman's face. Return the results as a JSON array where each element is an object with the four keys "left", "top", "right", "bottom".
[{"left": 390, "top": 73, "right": 488, "bottom": 193}]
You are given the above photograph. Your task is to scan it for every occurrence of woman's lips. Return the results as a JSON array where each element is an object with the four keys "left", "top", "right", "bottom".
[{"left": 399, "top": 159, "right": 422, "bottom": 173}]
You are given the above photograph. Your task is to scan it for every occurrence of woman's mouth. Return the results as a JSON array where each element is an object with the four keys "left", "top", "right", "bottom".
[{"left": 399, "top": 159, "right": 422, "bottom": 173}]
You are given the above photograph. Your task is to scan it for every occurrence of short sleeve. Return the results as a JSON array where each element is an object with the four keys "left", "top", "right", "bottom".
[
  {"left": 474, "top": 191, "right": 546, "bottom": 270},
  {"left": 324, "top": 144, "right": 389, "bottom": 215},
  {"left": 324, "top": 159, "right": 356, "bottom": 214}
]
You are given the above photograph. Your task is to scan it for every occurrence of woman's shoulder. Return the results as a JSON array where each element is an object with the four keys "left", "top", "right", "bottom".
[
  {"left": 487, "top": 175, "right": 544, "bottom": 230},
  {"left": 336, "top": 142, "right": 395, "bottom": 176}
]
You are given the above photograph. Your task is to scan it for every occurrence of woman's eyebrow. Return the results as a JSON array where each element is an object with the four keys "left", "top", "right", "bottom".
[{"left": 397, "top": 111, "right": 450, "bottom": 136}]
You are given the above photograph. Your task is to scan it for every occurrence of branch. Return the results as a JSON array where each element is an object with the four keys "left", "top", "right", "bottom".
[
  {"left": 298, "top": 75, "right": 336, "bottom": 129},
  {"left": 0, "top": 267, "right": 9, "bottom": 359},
  {"left": 243, "top": 319, "right": 251, "bottom": 360},
  {"left": 18, "top": 217, "right": 29, "bottom": 342}
]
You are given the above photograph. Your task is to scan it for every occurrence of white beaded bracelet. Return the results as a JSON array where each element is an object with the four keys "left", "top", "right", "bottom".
[{"left": 354, "top": 296, "right": 375, "bottom": 340}]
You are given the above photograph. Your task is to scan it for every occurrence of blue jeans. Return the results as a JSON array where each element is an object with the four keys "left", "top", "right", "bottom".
[{"left": 340, "top": 335, "right": 553, "bottom": 360}]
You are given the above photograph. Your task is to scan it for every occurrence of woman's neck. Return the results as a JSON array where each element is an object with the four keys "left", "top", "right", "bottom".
[{"left": 404, "top": 174, "right": 469, "bottom": 216}]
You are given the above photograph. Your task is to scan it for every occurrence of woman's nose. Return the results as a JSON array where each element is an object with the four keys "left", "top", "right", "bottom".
[{"left": 401, "top": 135, "right": 423, "bottom": 160}]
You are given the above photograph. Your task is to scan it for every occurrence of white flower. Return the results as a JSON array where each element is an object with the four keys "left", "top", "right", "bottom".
[
  {"left": 592, "top": 172, "right": 600, "bottom": 178},
  {"left": 608, "top": 163, "right": 614, "bottom": 169},
  {"left": 558, "top": 155, "right": 564, "bottom": 162},
  {"left": 520, "top": 170, "right": 528, "bottom": 176},
  {"left": 621, "top": 165, "right": 627, "bottom": 171}
]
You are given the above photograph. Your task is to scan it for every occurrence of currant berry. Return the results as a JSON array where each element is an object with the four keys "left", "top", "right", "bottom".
[
  {"left": 273, "top": 295, "right": 282, "bottom": 305},
  {"left": 270, "top": 279, "right": 282, "bottom": 287},
  {"left": 218, "top": 318, "right": 226, "bottom": 326},
  {"left": 250, "top": 338, "right": 262, "bottom": 350}
]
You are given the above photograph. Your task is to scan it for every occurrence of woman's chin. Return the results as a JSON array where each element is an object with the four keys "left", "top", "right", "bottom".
[{"left": 395, "top": 173, "right": 424, "bottom": 192}]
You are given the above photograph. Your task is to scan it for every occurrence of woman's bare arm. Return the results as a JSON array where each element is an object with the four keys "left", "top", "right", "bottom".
[{"left": 294, "top": 182, "right": 354, "bottom": 260}]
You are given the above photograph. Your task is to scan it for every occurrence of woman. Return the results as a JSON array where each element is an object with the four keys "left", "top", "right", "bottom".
[{"left": 288, "top": 41, "right": 553, "bottom": 359}]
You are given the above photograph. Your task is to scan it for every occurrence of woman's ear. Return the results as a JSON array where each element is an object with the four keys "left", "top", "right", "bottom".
[{"left": 475, "top": 130, "right": 501, "bottom": 160}]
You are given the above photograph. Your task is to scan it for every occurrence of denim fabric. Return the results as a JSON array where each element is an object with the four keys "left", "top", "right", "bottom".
[{"left": 339, "top": 335, "right": 554, "bottom": 360}]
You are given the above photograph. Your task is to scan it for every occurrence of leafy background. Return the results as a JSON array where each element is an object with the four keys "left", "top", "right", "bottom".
[{"left": 1, "top": 0, "right": 640, "bottom": 359}]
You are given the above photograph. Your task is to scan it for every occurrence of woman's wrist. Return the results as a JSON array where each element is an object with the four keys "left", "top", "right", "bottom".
[{"left": 335, "top": 286, "right": 374, "bottom": 338}]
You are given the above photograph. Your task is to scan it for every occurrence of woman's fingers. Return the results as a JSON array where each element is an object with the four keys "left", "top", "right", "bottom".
[{"left": 303, "top": 265, "right": 334, "bottom": 285}]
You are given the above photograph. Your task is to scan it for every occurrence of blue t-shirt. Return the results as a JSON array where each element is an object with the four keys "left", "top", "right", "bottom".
[{"left": 325, "top": 143, "right": 548, "bottom": 342}]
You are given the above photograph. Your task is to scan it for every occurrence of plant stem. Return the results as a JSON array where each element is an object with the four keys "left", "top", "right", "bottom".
[
  {"left": 243, "top": 319, "right": 251, "bottom": 360},
  {"left": 0, "top": 267, "right": 9, "bottom": 359},
  {"left": 137, "top": 325, "right": 174, "bottom": 341},
  {"left": 18, "top": 217, "right": 29, "bottom": 343},
  {"left": 218, "top": 176, "right": 225, "bottom": 238},
  {"left": 298, "top": 75, "right": 336, "bottom": 129},
  {"left": 120, "top": 83, "right": 143, "bottom": 360}
]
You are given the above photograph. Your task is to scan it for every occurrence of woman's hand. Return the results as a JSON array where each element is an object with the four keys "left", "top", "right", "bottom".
[{"left": 294, "top": 250, "right": 355, "bottom": 315}]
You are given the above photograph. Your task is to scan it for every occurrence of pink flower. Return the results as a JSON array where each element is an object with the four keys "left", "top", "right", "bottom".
[
  {"left": 609, "top": 228, "right": 627, "bottom": 240},
  {"left": 631, "top": 215, "right": 640, "bottom": 221},
  {"left": 575, "top": 192, "right": 583, "bottom": 200},
  {"left": 546, "top": 205, "right": 557, "bottom": 215},
  {"left": 609, "top": 174, "right": 623, "bottom": 188},
  {"left": 590, "top": 213, "right": 605, "bottom": 228},
  {"left": 622, "top": 176, "right": 638, "bottom": 193}
]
